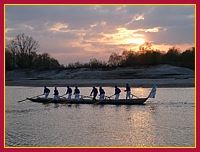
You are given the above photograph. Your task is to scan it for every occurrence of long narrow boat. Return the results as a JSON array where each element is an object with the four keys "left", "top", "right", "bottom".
[
  {"left": 26, "top": 85, "right": 157, "bottom": 105},
  {"left": 27, "top": 97, "right": 148, "bottom": 105}
]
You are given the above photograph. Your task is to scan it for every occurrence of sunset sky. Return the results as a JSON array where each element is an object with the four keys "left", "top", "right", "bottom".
[{"left": 5, "top": 5, "right": 195, "bottom": 65}]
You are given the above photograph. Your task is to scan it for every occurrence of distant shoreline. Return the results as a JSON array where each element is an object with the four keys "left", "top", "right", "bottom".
[
  {"left": 5, "top": 65, "right": 195, "bottom": 88},
  {"left": 5, "top": 78, "right": 194, "bottom": 88}
]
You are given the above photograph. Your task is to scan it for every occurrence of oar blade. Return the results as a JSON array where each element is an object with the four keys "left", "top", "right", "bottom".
[
  {"left": 18, "top": 94, "right": 43, "bottom": 103},
  {"left": 18, "top": 99, "right": 28, "bottom": 103}
]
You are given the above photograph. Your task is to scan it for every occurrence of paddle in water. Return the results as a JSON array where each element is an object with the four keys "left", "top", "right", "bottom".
[
  {"left": 81, "top": 95, "right": 93, "bottom": 99},
  {"left": 131, "top": 94, "right": 139, "bottom": 98},
  {"left": 94, "top": 94, "right": 117, "bottom": 104},
  {"left": 108, "top": 94, "right": 115, "bottom": 99},
  {"left": 18, "top": 94, "right": 43, "bottom": 102},
  {"left": 59, "top": 94, "right": 67, "bottom": 98}
]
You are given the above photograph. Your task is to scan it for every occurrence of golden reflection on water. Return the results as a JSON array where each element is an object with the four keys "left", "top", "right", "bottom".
[
  {"left": 6, "top": 87, "right": 194, "bottom": 146},
  {"left": 129, "top": 109, "right": 164, "bottom": 146},
  {"left": 133, "top": 87, "right": 150, "bottom": 98}
]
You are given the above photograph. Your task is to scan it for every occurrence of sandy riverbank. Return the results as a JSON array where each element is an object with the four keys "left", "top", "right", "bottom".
[{"left": 5, "top": 65, "right": 195, "bottom": 87}]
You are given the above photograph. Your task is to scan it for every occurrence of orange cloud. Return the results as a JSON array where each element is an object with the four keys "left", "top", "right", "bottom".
[
  {"left": 125, "top": 14, "right": 144, "bottom": 25},
  {"left": 48, "top": 22, "right": 69, "bottom": 32}
]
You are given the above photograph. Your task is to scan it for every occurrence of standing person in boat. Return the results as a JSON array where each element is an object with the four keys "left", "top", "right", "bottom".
[
  {"left": 90, "top": 86, "right": 98, "bottom": 100},
  {"left": 66, "top": 86, "right": 72, "bottom": 100},
  {"left": 99, "top": 86, "right": 105, "bottom": 100},
  {"left": 53, "top": 87, "right": 59, "bottom": 100},
  {"left": 114, "top": 85, "right": 121, "bottom": 100},
  {"left": 124, "top": 83, "right": 131, "bottom": 100},
  {"left": 43, "top": 86, "right": 50, "bottom": 99},
  {"left": 74, "top": 86, "right": 80, "bottom": 99}
]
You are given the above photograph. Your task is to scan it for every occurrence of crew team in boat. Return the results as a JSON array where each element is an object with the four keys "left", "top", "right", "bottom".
[
  {"left": 42, "top": 83, "right": 133, "bottom": 101},
  {"left": 25, "top": 84, "right": 156, "bottom": 104}
]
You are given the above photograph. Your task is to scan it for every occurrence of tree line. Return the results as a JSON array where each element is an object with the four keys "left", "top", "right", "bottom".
[
  {"left": 5, "top": 34, "right": 195, "bottom": 71},
  {"left": 6, "top": 33, "right": 62, "bottom": 70},
  {"left": 107, "top": 46, "right": 195, "bottom": 69},
  {"left": 65, "top": 46, "right": 195, "bottom": 70}
]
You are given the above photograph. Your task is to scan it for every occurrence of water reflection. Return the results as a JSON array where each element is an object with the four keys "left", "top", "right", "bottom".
[
  {"left": 6, "top": 87, "right": 195, "bottom": 147},
  {"left": 147, "top": 104, "right": 158, "bottom": 113},
  {"left": 133, "top": 87, "right": 150, "bottom": 98},
  {"left": 54, "top": 103, "right": 59, "bottom": 108},
  {"left": 130, "top": 110, "right": 164, "bottom": 146}
]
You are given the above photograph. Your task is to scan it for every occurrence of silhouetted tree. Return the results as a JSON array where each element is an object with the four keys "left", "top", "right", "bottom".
[
  {"left": 5, "top": 48, "right": 15, "bottom": 70},
  {"left": 163, "top": 47, "right": 181, "bottom": 65},
  {"left": 108, "top": 52, "right": 123, "bottom": 67},
  {"left": 33, "top": 53, "right": 60, "bottom": 70},
  {"left": 6, "top": 33, "right": 61, "bottom": 70},
  {"left": 88, "top": 58, "right": 107, "bottom": 68},
  {"left": 139, "top": 42, "right": 153, "bottom": 51},
  {"left": 6, "top": 33, "right": 39, "bottom": 68},
  {"left": 120, "top": 50, "right": 137, "bottom": 66},
  {"left": 180, "top": 47, "right": 195, "bottom": 69},
  {"left": 106, "top": 46, "right": 194, "bottom": 69}
]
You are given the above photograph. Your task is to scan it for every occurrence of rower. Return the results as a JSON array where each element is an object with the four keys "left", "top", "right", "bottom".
[
  {"left": 90, "top": 86, "right": 98, "bottom": 100},
  {"left": 43, "top": 86, "right": 50, "bottom": 98},
  {"left": 66, "top": 86, "right": 72, "bottom": 100},
  {"left": 74, "top": 86, "right": 80, "bottom": 99},
  {"left": 53, "top": 87, "right": 59, "bottom": 100},
  {"left": 124, "top": 83, "right": 131, "bottom": 100},
  {"left": 99, "top": 86, "right": 105, "bottom": 100},
  {"left": 114, "top": 86, "right": 121, "bottom": 100}
]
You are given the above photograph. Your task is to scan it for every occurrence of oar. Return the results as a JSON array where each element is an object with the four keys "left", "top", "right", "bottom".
[
  {"left": 94, "top": 94, "right": 115, "bottom": 104},
  {"left": 59, "top": 94, "right": 67, "bottom": 98},
  {"left": 44, "top": 94, "right": 68, "bottom": 104},
  {"left": 108, "top": 94, "right": 115, "bottom": 99},
  {"left": 93, "top": 100, "right": 102, "bottom": 104},
  {"left": 131, "top": 94, "right": 139, "bottom": 98},
  {"left": 18, "top": 94, "right": 43, "bottom": 102},
  {"left": 104, "top": 96, "right": 110, "bottom": 99},
  {"left": 103, "top": 94, "right": 115, "bottom": 100},
  {"left": 81, "top": 95, "right": 93, "bottom": 99}
]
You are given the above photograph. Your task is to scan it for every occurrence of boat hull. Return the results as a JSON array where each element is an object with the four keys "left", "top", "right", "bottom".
[{"left": 27, "top": 97, "right": 148, "bottom": 105}]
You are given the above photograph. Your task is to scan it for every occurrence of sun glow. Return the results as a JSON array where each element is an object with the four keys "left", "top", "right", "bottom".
[
  {"left": 125, "top": 38, "right": 145, "bottom": 45},
  {"left": 101, "top": 28, "right": 146, "bottom": 46}
]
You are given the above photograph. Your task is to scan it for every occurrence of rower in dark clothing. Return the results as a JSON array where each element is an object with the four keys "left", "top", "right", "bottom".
[
  {"left": 125, "top": 83, "right": 131, "bottom": 99},
  {"left": 66, "top": 86, "right": 72, "bottom": 100},
  {"left": 114, "top": 86, "right": 121, "bottom": 100},
  {"left": 99, "top": 86, "right": 105, "bottom": 100},
  {"left": 43, "top": 86, "right": 50, "bottom": 98},
  {"left": 53, "top": 87, "right": 59, "bottom": 100},
  {"left": 74, "top": 86, "right": 80, "bottom": 99},
  {"left": 90, "top": 86, "right": 98, "bottom": 100}
]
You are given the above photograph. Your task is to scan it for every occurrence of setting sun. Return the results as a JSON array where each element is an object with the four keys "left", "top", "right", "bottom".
[
  {"left": 125, "top": 38, "right": 145, "bottom": 45},
  {"left": 102, "top": 27, "right": 146, "bottom": 47}
]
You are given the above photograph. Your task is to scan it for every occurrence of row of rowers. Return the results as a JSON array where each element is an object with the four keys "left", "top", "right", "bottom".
[{"left": 43, "top": 84, "right": 131, "bottom": 100}]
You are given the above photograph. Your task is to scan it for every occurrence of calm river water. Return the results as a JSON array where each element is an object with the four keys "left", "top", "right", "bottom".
[{"left": 5, "top": 86, "right": 195, "bottom": 147}]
